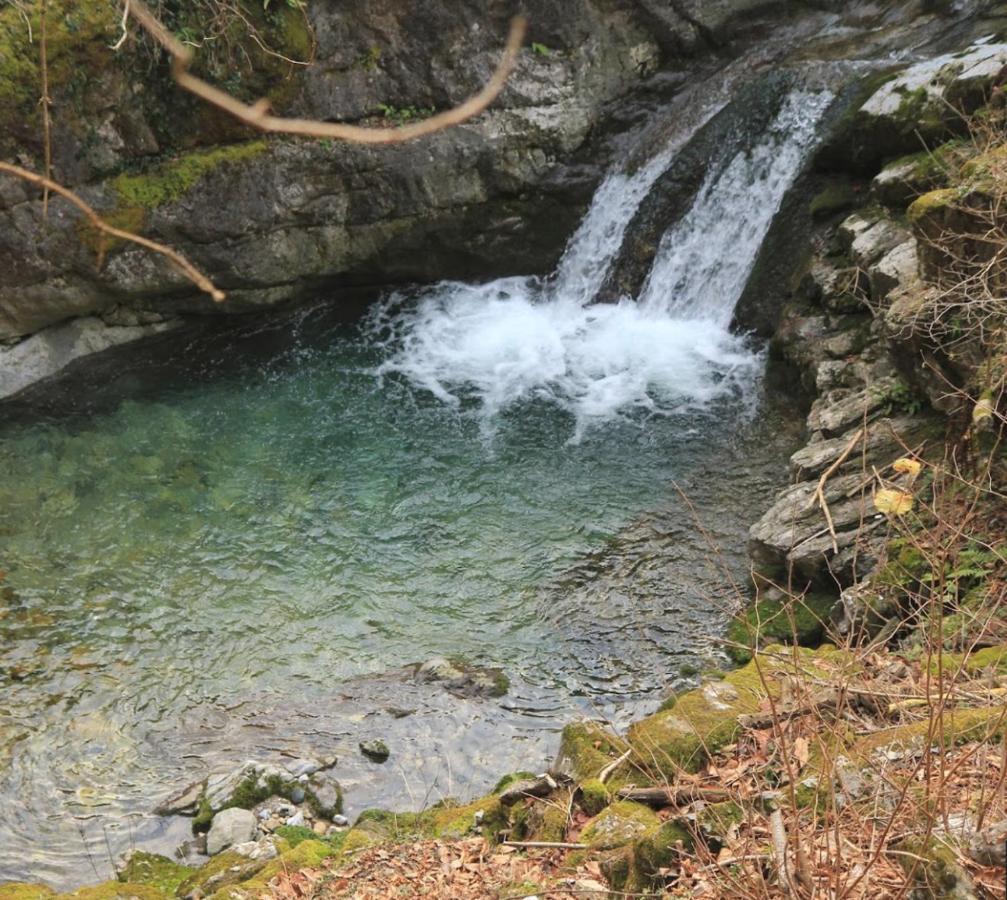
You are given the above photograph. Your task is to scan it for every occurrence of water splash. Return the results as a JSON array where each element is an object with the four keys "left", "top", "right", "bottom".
[{"left": 371, "top": 90, "right": 831, "bottom": 436}]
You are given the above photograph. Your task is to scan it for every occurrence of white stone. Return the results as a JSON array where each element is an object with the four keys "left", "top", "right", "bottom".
[{"left": 206, "top": 807, "right": 258, "bottom": 856}]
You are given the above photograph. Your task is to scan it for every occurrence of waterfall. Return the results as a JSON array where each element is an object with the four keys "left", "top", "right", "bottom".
[
  {"left": 640, "top": 91, "right": 833, "bottom": 323},
  {"left": 370, "top": 89, "right": 832, "bottom": 436}
]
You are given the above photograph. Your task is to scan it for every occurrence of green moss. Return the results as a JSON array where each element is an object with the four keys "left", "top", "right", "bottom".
[
  {"left": 810, "top": 183, "right": 859, "bottom": 219},
  {"left": 895, "top": 836, "right": 973, "bottom": 896},
  {"left": 116, "top": 853, "right": 192, "bottom": 896},
  {"left": 578, "top": 778, "right": 611, "bottom": 816},
  {"left": 274, "top": 825, "right": 319, "bottom": 847},
  {"left": 632, "top": 820, "right": 694, "bottom": 882},
  {"left": 580, "top": 801, "right": 660, "bottom": 850},
  {"left": 176, "top": 850, "right": 266, "bottom": 898},
  {"left": 907, "top": 188, "right": 957, "bottom": 224},
  {"left": 510, "top": 797, "right": 568, "bottom": 843},
  {"left": 428, "top": 796, "right": 504, "bottom": 841},
  {"left": 493, "top": 771, "right": 537, "bottom": 793},
  {"left": 851, "top": 706, "right": 1007, "bottom": 760},
  {"left": 217, "top": 840, "right": 336, "bottom": 900},
  {"left": 556, "top": 721, "right": 631, "bottom": 783},
  {"left": 0, "top": 1, "right": 119, "bottom": 139},
  {"left": 725, "top": 592, "right": 835, "bottom": 664},
  {"left": 192, "top": 794, "right": 213, "bottom": 834},
  {"left": 0, "top": 886, "right": 54, "bottom": 900},
  {"left": 111, "top": 141, "right": 267, "bottom": 211},
  {"left": 337, "top": 827, "right": 379, "bottom": 856},
  {"left": 629, "top": 647, "right": 855, "bottom": 777},
  {"left": 55, "top": 884, "right": 164, "bottom": 900},
  {"left": 697, "top": 800, "right": 745, "bottom": 843}
]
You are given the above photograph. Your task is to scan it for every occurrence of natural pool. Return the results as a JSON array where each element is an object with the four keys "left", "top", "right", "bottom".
[
  {"left": 0, "top": 300, "right": 802, "bottom": 884},
  {"left": 0, "top": 80, "right": 821, "bottom": 883}
]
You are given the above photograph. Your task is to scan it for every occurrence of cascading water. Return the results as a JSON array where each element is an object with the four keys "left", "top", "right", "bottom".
[{"left": 370, "top": 90, "right": 832, "bottom": 438}]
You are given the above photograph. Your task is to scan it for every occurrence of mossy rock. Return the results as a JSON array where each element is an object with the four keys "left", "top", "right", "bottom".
[
  {"left": 894, "top": 836, "right": 975, "bottom": 898},
  {"left": 810, "top": 182, "right": 859, "bottom": 219},
  {"left": 55, "top": 884, "right": 164, "bottom": 900},
  {"left": 116, "top": 853, "right": 192, "bottom": 896},
  {"left": 696, "top": 800, "right": 745, "bottom": 846},
  {"left": 629, "top": 646, "right": 855, "bottom": 777},
  {"left": 907, "top": 188, "right": 958, "bottom": 226},
  {"left": 175, "top": 850, "right": 268, "bottom": 898},
  {"left": 851, "top": 706, "right": 1007, "bottom": 762},
  {"left": 578, "top": 778, "right": 611, "bottom": 816},
  {"left": 510, "top": 795, "right": 569, "bottom": 843},
  {"left": 208, "top": 841, "right": 337, "bottom": 900},
  {"left": 492, "top": 771, "right": 537, "bottom": 793},
  {"left": 555, "top": 721, "right": 631, "bottom": 783},
  {"left": 0, "top": 886, "right": 54, "bottom": 900},
  {"left": 725, "top": 592, "right": 835, "bottom": 664},
  {"left": 428, "top": 796, "right": 505, "bottom": 841},
  {"left": 631, "top": 820, "right": 694, "bottom": 883},
  {"left": 580, "top": 801, "right": 660, "bottom": 850}
]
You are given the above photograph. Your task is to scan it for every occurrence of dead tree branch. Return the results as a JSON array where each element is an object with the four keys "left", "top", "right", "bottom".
[
  {"left": 125, "top": 0, "right": 527, "bottom": 145},
  {"left": 0, "top": 161, "right": 225, "bottom": 302}
]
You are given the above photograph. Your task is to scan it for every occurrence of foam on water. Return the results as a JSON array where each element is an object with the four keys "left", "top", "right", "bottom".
[{"left": 371, "top": 90, "right": 832, "bottom": 435}]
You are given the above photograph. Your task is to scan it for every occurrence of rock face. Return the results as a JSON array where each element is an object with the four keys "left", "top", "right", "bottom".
[
  {"left": 818, "top": 40, "right": 1007, "bottom": 173},
  {"left": 1, "top": 0, "right": 759, "bottom": 344}
]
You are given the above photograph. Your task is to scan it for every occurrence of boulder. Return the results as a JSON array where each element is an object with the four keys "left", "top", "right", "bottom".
[
  {"left": 818, "top": 41, "right": 1007, "bottom": 172},
  {"left": 868, "top": 238, "right": 918, "bottom": 303},
  {"left": 206, "top": 808, "right": 258, "bottom": 856}
]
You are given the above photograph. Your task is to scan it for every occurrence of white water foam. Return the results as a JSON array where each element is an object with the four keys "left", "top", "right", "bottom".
[{"left": 371, "top": 90, "right": 831, "bottom": 436}]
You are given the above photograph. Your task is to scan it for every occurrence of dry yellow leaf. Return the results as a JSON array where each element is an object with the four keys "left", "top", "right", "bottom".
[
  {"left": 892, "top": 457, "right": 922, "bottom": 479},
  {"left": 875, "top": 488, "right": 914, "bottom": 516}
]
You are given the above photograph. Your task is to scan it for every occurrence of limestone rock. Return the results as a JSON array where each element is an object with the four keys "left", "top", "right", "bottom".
[
  {"left": 206, "top": 808, "right": 258, "bottom": 856},
  {"left": 819, "top": 41, "right": 1007, "bottom": 171},
  {"left": 806, "top": 378, "right": 899, "bottom": 437},
  {"left": 0, "top": 316, "right": 177, "bottom": 400},
  {"left": 868, "top": 239, "right": 918, "bottom": 303}
]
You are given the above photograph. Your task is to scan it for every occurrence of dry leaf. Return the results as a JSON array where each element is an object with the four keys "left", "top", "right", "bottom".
[
  {"left": 874, "top": 488, "right": 914, "bottom": 516},
  {"left": 892, "top": 457, "right": 922, "bottom": 479},
  {"left": 793, "top": 736, "right": 810, "bottom": 768}
]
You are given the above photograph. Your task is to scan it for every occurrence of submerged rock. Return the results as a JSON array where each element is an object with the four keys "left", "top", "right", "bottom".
[
  {"left": 415, "top": 657, "right": 510, "bottom": 699},
  {"left": 359, "top": 740, "right": 390, "bottom": 763}
]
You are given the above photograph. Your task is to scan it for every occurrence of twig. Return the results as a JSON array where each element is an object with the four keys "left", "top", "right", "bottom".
[
  {"left": 126, "top": 0, "right": 527, "bottom": 145},
  {"left": 502, "top": 840, "right": 588, "bottom": 850},
  {"left": 769, "top": 808, "right": 795, "bottom": 896},
  {"left": 0, "top": 161, "right": 225, "bottom": 302},
  {"left": 598, "top": 748, "right": 631, "bottom": 784},
  {"left": 815, "top": 426, "right": 865, "bottom": 554},
  {"left": 110, "top": 0, "right": 131, "bottom": 51},
  {"left": 615, "top": 785, "right": 732, "bottom": 807}
]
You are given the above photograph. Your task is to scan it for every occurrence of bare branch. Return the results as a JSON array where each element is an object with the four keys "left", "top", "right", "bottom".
[
  {"left": 0, "top": 161, "right": 225, "bottom": 302},
  {"left": 126, "top": 0, "right": 527, "bottom": 145}
]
